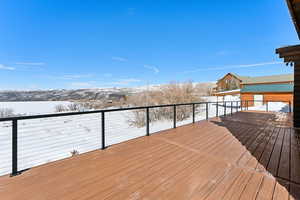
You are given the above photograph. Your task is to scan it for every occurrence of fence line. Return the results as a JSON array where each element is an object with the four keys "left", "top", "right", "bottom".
[{"left": 0, "top": 100, "right": 292, "bottom": 176}]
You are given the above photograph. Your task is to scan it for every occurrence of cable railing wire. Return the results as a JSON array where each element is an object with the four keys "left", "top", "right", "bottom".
[{"left": 0, "top": 100, "right": 292, "bottom": 176}]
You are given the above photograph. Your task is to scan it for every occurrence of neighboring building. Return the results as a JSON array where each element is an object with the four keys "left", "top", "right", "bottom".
[
  {"left": 213, "top": 73, "right": 247, "bottom": 101},
  {"left": 213, "top": 73, "right": 294, "bottom": 106}
]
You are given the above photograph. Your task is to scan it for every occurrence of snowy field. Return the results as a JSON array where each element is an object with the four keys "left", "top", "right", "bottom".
[
  {"left": 0, "top": 100, "right": 289, "bottom": 176},
  {"left": 248, "top": 102, "right": 292, "bottom": 112},
  {"left": 0, "top": 101, "right": 72, "bottom": 115}
]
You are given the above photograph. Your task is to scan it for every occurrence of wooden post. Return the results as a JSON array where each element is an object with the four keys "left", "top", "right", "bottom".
[
  {"left": 276, "top": 45, "right": 300, "bottom": 128},
  {"left": 294, "top": 61, "right": 300, "bottom": 127}
]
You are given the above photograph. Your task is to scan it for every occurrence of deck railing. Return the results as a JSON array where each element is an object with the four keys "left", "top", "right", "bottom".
[{"left": 0, "top": 100, "right": 292, "bottom": 176}]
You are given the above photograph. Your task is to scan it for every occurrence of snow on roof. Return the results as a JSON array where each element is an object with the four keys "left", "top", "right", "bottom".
[{"left": 214, "top": 89, "right": 241, "bottom": 94}]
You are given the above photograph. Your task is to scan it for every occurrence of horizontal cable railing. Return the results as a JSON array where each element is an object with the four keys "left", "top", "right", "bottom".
[{"left": 0, "top": 100, "right": 292, "bottom": 176}]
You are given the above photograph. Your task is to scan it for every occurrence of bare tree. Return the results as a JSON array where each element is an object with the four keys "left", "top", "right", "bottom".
[
  {"left": 0, "top": 108, "right": 15, "bottom": 118},
  {"left": 127, "top": 82, "right": 203, "bottom": 127},
  {"left": 55, "top": 104, "right": 68, "bottom": 112}
]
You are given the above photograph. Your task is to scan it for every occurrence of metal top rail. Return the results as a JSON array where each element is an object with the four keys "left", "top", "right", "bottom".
[
  {"left": 0, "top": 100, "right": 291, "bottom": 122},
  {"left": 0, "top": 100, "right": 238, "bottom": 122}
]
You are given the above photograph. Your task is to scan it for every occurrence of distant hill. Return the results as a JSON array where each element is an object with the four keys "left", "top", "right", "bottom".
[{"left": 0, "top": 82, "right": 216, "bottom": 102}]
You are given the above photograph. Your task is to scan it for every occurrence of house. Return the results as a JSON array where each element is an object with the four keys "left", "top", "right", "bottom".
[{"left": 213, "top": 73, "right": 294, "bottom": 106}]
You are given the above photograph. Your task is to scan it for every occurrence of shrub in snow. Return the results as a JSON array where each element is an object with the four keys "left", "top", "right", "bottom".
[
  {"left": 70, "top": 150, "right": 79, "bottom": 157},
  {"left": 55, "top": 104, "right": 68, "bottom": 112},
  {"left": 55, "top": 103, "right": 87, "bottom": 113},
  {"left": 127, "top": 81, "right": 203, "bottom": 127},
  {"left": 0, "top": 108, "right": 15, "bottom": 118}
]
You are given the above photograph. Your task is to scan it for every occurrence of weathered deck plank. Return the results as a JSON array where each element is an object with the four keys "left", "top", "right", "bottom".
[{"left": 0, "top": 111, "right": 299, "bottom": 200}]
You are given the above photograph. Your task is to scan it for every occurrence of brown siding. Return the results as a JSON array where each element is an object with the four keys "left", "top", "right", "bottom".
[
  {"left": 241, "top": 93, "right": 293, "bottom": 107},
  {"left": 241, "top": 94, "right": 254, "bottom": 106},
  {"left": 263, "top": 93, "right": 293, "bottom": 103}
]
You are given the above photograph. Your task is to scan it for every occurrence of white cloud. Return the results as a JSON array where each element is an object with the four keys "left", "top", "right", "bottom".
[
  {"left": 15, "top": 62, "right": 45, "bottom": 66},
  {"left": 184, "top": 61, "right": 282, "bottom": 73},
  {"left": 47, "top": 74, "right": 94, "bottom": 80},
  {"left": 69, "top": 78, "right": 141, "bottom": 88},
  {"left": 112, "top": 56, "right": 127, "bottom": 62},
  {"left": 112, "top": 78, "right": 141, "bottom": 85},
  {"left": 144, "top": 65, "right": 159, "bottom": 73},
  {"left": 0, "top": 64, "right": 15, "bottom": 70},
  {"left": 70, "top": 82, "right": 94, "bottom": 88}
]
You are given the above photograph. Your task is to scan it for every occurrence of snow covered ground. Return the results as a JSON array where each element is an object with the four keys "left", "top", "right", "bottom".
[
  {"left": 248, "top": 102, "right": 291, "bottom": 112},
  {"left": 0, "top": 101, "right": 72, "bottom": 115},
  {"left": 0, "top": 100, "right": 289, "bottom": 176}
]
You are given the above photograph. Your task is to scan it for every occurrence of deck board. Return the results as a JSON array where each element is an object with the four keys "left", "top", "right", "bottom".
[{"left": 0, "top": 111, "right": 300, "bottom": 199}]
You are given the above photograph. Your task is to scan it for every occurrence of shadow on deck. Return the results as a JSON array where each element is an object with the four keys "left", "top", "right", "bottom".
[
  {"left": 0, "top": 111, "right": 299, "bottom": 199},
  {"left": 211, "top": 111, "right": 300, "bottom": 198}
]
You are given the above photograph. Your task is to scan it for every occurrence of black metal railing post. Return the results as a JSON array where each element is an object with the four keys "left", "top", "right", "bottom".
[
  {"left": 236, "top": 101, "right": 238, "bottom": 112},
  {"left": 216, "top": 102, "right": 219, "bottom": 117},
  {"left": 206, "top": 102, "right": 208, "bottom": 120},
  {"left": 241, "top": 100, "right": 243, "bottom": 111},
  {"left": 266, "top": 101, "right": 268, "bottom": 112},
  {"left": 173, "top": 105, "right": 176, "bottom": 128},
  {"left": 231, "top": 101, "right": 233, "bottom": 115},
  {"left": 101, "top": 112, "right": 105, "bottom": 150},
  {"left": 224, "top": 102, "right": 226, "bottom": 116},
  {"left": 146, "top": 108, "right": 150, "bottom": 136},
  {"left": 246, "top": 101, "right": 248, "bottom": 110},
  {"left": 289, "top": 101, "right": 292, "bottom": 113},
  {"left": 192, "top": 104, "right": 195, "bottom": 123},
  {"left": 10, "top": 119, "right": 19, "bottom": 176}
]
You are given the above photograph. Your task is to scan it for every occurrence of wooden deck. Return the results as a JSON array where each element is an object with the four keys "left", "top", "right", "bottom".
[{"left": 0, "top": 111, "right": 300, "bottom": 199}]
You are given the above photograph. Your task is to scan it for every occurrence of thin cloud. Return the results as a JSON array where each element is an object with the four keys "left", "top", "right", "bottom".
[
  {"left": 15, "top": 62, "right": 45, "bottom": 66},
  {"left": 70, "top": 82, "right": 94, "bottom": 88},
  {"left": 144, "top": 65, "right": 159, "bottom": 73},
  {"left": 184, "top": 61, "right": 282, "bottom": 74},
  {"left": 47, "top": 74, "right": 94, "bottom": 80},
  {"left": 112, "top": 56, "right": 128, "bottom": 62},
  {"left": 0, "top": 64, "right": 15, "bottom": 70},
  {"left": 70, "top": 78, "right": 141, "bottom": 88},
  {"left": 112, "top": 78, "right": 141, "bottom": 85}
]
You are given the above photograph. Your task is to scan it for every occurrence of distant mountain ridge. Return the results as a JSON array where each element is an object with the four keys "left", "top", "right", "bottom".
[{"left": 0, "top": 82, "right": 215, "bottom": 102}]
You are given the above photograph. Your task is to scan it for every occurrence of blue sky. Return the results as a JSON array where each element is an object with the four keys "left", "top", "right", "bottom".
[{"left": 0, "top": 0, "right": 298, "bottom": 90}]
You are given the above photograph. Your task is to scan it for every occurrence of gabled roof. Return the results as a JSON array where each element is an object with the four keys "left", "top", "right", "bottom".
[
  {"left": 217, "top": 72, "right": 250, "bottom": 83},
  {"left": 229, "top": 73, "right": 250, "bottom": 82},
  {"left": 241, "top": 83, "right": 293, "bottom": 93},
  {"left": 218, "top": 73, "right": 294, "bottom": 85},
  {"left": 241, "top": 74, "right": 294, "bottom": 84}
]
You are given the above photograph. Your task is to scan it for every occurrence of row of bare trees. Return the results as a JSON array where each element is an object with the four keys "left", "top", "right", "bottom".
[
  {"left": 53, "top": 82, "right": 211, "bottom": 127},
  {"left": 127, "top": 82, "right": 204, "bottom": 127},
  {"left": 55, "top": 103, "right": 87, "bottom": 112}
]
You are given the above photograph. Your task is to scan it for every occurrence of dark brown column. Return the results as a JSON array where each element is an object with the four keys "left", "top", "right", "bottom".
[
  {"left": 294, "top": 62, "right": 300, "bottom": 127},
  {"left": 276, "top": 44, "right": 300, "bottom": 128}
]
